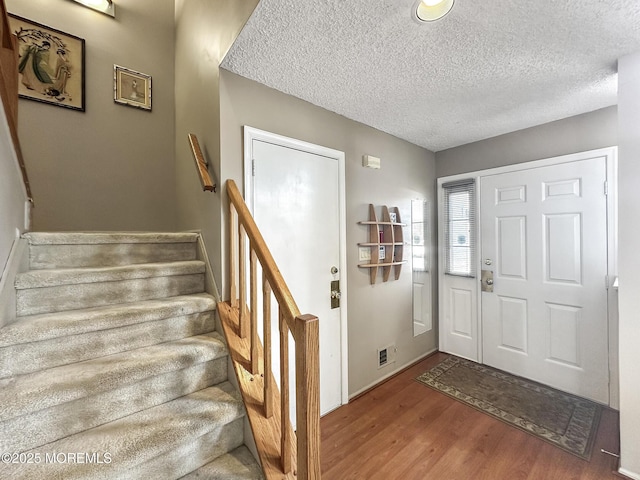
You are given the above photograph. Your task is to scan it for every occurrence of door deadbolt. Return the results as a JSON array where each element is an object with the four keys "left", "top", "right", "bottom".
[
  {"left": 481, "top": 270, "right": 494, "bottom": 293},
  {"left": 330, "top": 280, "right": 340, "bottom": 309}
]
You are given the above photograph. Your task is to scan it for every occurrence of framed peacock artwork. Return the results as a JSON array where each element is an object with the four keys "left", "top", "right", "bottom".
[{"left": 9, "top": 14, "right": 85, "bottom": 112}]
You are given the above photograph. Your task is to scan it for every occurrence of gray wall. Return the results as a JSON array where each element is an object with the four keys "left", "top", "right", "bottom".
[
  {"left": 174, "top": 0, "right": 259, "bottom": 290},
  {"left": 7, "top": 0, "right": 177, "bottom": 231},
  {"left": 617, "top": 51, "right": 640, "bottom": 479},
  {"left": 436, "top": 106, "right": 617, "bottom": 177},
  {"left": 220, "top": 70, "right": 437, "bottom": 397}
]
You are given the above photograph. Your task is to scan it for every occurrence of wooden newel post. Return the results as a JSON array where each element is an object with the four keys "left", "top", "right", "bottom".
[{"left": 295, "top": 314, "right": 321, "bottom": 480}]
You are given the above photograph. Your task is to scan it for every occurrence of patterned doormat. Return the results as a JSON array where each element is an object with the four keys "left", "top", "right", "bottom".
[{"left": 415, "top": 356, "right": 602, "bottom": 459}]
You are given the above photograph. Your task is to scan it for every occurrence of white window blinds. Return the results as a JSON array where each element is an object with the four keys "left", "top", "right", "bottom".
[{"left": 443, "top": 179, "right": 476, "bottom": 277}]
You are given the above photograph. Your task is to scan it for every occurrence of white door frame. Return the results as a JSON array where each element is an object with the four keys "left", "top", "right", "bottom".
[
  {"left": 243, "top": 126, "right": 349, "bottom": 408},
  {"left": 438, "top": 146, "right": 618, "bottom": 407}
]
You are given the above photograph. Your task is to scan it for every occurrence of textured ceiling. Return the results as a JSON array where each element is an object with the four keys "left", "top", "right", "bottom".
[{"left": 221, "top": 0, "right": 640, "bottom": 152}]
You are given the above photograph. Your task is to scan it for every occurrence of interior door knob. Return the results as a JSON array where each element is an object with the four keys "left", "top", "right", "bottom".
[{"left": 331, "top": 266, "right": 339, "bottom": 274}]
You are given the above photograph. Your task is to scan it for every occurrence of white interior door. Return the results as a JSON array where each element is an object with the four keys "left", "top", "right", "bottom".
[
  {"left": 480, "top": 157, "right": 609, "bottom": 403},
  {"left": 246, "top": 128, "right": 346, "bottom": 417}
]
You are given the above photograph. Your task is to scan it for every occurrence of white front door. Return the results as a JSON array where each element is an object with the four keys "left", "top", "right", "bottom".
[
  {"left": 246, "top": 128, "right": 346, "bottom": 417},
  {"left": 480, "top": 157, "right": 609, "bottom": 403}
]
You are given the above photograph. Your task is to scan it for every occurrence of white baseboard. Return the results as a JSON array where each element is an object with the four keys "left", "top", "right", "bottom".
[
  {"left": 619, "top": 467, "right": 640, "bottom": 480},
  {"left": 349, "top": 347, "right": 438, "bottom": 400},
  {"left": 0, "top": 236, "right": 28, "bottom": 328}
]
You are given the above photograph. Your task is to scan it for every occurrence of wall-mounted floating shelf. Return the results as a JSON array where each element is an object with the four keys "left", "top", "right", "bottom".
[{"left": 358, "top": 204, "right": 406, "bottom": 284}]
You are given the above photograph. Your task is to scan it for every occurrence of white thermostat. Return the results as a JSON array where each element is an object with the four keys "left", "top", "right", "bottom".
[{"left": 362, "top": 155, "right": 381, "bottom": 169}]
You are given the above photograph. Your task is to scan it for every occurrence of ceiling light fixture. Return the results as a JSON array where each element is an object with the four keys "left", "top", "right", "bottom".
[
  {"left": 69, "top": 0, "right": 115, "bottom": 18},
  {"left": 413, "top": 0, "right": 454, "bottom": 22}
]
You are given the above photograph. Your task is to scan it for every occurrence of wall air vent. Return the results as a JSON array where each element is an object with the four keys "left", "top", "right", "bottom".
[
  {"left": 377, "top": 344, "right": 397, "bottom": 369},
  {"left": 379, "top": 348, "right": 388, "bottom": 367}
]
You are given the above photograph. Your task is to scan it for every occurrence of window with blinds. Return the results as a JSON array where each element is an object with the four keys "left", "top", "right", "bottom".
[{"left": 443, "top": 179, "right": 476, "bottom": 277}]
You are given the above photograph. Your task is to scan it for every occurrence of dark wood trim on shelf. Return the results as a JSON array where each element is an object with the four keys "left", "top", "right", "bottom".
[
  {"left": 358, "top": 242, "right": 404, "bottom": 246},
  {"left": 358, "top": 262, "right": 406, "bottom": 268},
  {"left": 359, "top": 221, "right": 407, "bottom": 226}
]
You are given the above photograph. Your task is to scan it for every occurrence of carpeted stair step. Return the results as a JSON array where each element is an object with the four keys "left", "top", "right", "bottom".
[
  {"left": 0, "top": 333, "right": 228, "bottom": 453},
  {"left": 0, "top": 294, "right": 217, "bottom": 378},
  {"left": 15, "top": 261, "right": 205, "bottom": 316},
  {"left": 180, "top": 446, "right": 264, "bottom": 479},
  {"left": 24, "top": 232, "right": 199, "bottom": 269},
  {"left": 4, "top": 382, "right": 246, "bottom": 480}
]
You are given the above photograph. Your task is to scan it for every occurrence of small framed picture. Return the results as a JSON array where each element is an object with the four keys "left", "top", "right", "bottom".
[
  {"left": 389, "top": 212, "right": 397, "bottom": 223},
  {"left": 379, "top": 246, "right": 386, "bottom": 260},
  {"left": 10, "top": 14, "right": 85, "bottom": 111},
  {"left": 114, "top": 65, "right": 151, "bottom": 111}
]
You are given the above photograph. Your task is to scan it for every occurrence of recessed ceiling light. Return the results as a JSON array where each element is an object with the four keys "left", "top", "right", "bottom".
[
  {"left": 69, "top": 0, "right": 115, "bottom": 18},
  {"left": 413, "top": 0, "right": 454, "bottom": 22}
]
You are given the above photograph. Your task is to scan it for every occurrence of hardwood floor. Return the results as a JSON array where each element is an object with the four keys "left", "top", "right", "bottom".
[{"left": 321, "top": 353, "right": 621, "bottom": 479}]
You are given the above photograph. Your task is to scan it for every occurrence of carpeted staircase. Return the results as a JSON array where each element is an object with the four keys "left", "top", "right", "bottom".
[{"left": 0, "top": 232, "right": 263, "bottom": 479}]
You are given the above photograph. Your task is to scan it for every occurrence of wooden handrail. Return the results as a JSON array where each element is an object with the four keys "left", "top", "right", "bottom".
[
  {"left": 0, "top": 1, "right": 33, "bottom": 203},
  {"left": 220, "top": 179, "right": 321, "bottom": 479},
  {"left": 188, "top": 133, "right": 216, "bottom": 192}
]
